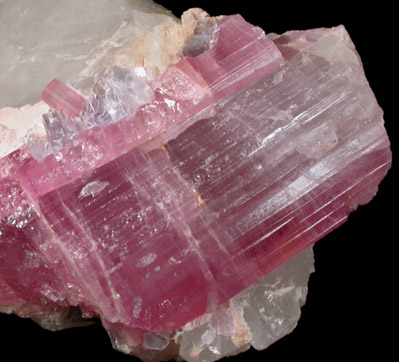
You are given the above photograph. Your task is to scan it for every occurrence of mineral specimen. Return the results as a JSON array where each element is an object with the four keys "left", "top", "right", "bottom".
[{"left": 0, "top": 1, "right": 392, "bottom": 361}]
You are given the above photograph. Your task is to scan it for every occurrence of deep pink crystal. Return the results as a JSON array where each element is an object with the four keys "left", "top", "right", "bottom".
[{"left": 0, "top": 13, "right": 392, "bottom": 348}]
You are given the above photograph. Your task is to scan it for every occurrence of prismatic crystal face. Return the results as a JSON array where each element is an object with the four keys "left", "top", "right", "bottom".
[{"left": 0, "top": 1, "right": 392, "bottom": 361}]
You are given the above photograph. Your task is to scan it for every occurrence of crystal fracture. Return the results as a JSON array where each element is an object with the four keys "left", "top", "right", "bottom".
[{"left": 0, "top": 3, "right": 392, "bottom": 362}]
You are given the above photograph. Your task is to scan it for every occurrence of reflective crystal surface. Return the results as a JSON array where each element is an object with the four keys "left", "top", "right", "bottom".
[{"left": 0, "top": 2, "right": 392, "bottom": 362}]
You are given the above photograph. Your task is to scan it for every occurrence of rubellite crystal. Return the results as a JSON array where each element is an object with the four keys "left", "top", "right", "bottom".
[{"left": 0, "top": 1, "right": 392, "bottom": 361}]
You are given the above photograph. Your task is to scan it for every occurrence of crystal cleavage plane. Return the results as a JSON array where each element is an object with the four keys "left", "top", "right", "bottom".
[{"left": 0, "top": 4, "right": 391, "bottom": 362}]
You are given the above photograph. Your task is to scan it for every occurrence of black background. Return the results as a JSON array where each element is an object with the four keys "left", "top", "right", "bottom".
[{"left": 1, "top": 1, "right": 396, "bottom": 361}]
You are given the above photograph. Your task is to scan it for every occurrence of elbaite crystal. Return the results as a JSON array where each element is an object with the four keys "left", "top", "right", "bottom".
[{"left": 0, "top": 3, "right": 391, "bottom": 362}]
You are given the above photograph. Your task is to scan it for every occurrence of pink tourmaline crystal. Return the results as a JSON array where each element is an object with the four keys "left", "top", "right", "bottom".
[
  {"left": 42, "top": 79, "right": 86, "bottom": 118},
  {"left": 0, "top": 8, "right": 392, "bottom": 362}
]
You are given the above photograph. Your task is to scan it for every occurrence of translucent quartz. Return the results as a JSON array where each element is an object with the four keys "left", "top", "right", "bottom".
[
  {"left": 0, "top": 0, "right": 174, "bottom": 108},
  {"left": 0, "top": 102, "right": 49, "bottom": 159}
]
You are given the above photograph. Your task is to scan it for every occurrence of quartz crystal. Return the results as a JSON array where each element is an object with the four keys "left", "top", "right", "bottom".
[
  {"left": 0, "top": 0, "right": 174, "bottom": 108},
  {"left": 0, "top": 1, "right": 392, "bottom": 361}
]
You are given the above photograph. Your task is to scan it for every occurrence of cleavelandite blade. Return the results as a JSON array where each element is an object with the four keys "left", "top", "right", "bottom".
[{"left": 0, "top": 4, "right": 392, "bottom": 362}]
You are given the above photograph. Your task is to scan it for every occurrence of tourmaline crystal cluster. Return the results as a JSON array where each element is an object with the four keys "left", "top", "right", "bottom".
[{"left": 0, "top": 1, "right": 391, "bottom": 361}]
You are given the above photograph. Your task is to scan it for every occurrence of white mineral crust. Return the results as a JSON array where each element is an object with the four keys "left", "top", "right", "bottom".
[{"left": 0, "top": 102, "right": 49, "bottom": 159}]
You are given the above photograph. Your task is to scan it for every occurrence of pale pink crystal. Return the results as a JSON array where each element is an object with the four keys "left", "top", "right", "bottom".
[{"left": 42, "top": 79, "right": 86, "bottom": 118}]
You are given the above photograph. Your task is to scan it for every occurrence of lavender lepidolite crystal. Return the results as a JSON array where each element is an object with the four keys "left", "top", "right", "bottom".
[{"left": 0, "top": 3, "right": 391, "bottom": 361}]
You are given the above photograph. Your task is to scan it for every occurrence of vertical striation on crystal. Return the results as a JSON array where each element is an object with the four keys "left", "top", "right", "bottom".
[
  {"left": 42, "top": 79, "right": 86, "bottom": 118},
  {"left": 0, "top": 3, "right": 392, "bottom": 362}
]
